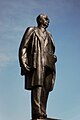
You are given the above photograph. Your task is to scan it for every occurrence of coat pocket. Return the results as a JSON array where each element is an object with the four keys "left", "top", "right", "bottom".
[{"left": 44, "top": 52, "right": 57, "bottom": 71}]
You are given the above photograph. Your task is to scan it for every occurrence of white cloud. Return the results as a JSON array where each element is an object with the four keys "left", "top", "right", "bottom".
[
  {"left": 0, "top": 53, "right": 11, "bottom": 67},
  {"left": 0, "top": 51, "right": 17, "bottom": 70}
]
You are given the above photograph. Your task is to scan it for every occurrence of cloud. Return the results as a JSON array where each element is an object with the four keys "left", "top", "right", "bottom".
[
  {"left": 0, "top": 47, "right": 17, "bottom": 70},
  {"left": 0, "top": 53, "right": 12, "bottom": 68}
]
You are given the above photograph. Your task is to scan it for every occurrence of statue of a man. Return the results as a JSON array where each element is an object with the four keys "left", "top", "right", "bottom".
[{"left": 19, "top": 13, "right": 57, "bottom": 119}]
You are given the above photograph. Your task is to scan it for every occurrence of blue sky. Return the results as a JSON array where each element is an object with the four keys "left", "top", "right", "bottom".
[{"left": 0, "top": 0, "right": 80, "bottom": 120}]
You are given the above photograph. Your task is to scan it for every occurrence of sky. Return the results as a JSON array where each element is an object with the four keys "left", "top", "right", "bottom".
[{"left": 0, "top": 0, "right": 80, "bottom": 120}]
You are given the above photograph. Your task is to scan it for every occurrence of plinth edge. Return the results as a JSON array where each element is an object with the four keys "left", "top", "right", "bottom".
[{"left": 32, "top": 118, "right": 61, "bottom": 120}]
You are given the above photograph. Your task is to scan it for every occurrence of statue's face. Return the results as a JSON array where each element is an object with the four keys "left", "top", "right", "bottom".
[{"left": 40, "top": 15, "right": 49, "bottom": 28}]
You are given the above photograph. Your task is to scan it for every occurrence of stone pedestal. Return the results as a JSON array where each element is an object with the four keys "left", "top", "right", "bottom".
[{"left": 32, "top": 118, "right": 61, "bottom": 120}]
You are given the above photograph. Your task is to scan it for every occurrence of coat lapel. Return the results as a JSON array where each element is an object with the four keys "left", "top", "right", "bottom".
[{"left": 34, "top": 28, "right": 49, "bottom": 48}]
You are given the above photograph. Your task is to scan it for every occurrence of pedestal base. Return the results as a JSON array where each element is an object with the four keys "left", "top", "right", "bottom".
[{"left": 32, "top": 118, "right": 60, "bottom": 120}]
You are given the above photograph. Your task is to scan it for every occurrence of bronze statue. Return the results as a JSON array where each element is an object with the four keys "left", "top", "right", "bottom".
[{"left": 19, "top": 13, "right": 57, "bottom": 120}]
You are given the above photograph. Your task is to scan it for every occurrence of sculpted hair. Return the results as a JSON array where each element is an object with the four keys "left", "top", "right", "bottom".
[
  {"left": 36, "top": 14, "right": 42, "bottom": 25},
  {"left": 36, "top": 13, "right": 46, "bottom": 26}
]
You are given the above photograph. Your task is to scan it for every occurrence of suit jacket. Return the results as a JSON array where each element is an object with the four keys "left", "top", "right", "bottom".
[{"left": 19, "top": 27, "right": 57, "bottom": 91}]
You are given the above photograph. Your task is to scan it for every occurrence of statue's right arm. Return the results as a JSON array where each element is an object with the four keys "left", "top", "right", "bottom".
[{"left": 19, "top": 27, "right": 34, "bottom": 72}]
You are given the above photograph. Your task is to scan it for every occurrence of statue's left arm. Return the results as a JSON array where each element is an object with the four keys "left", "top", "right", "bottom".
[{"left": 49, "top": 33, "right": 57, "bottom": 90}]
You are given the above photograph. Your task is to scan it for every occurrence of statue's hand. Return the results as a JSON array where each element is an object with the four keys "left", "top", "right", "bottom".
[{"left": 53, "top": 55, "right": 57, "bottom": 63}]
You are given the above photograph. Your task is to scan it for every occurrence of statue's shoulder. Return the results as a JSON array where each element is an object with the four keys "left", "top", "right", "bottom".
[
  {"left": 25, "top": 26, "right": 35, "bottom": 34},
  {"left": 23, "top": 27, "right": 39, "bottom": 38},
  {"left": 26, "top": 27, "right": 39, "bottom": 35},
  {"left": 46, "top": 30, "right": 52, "bottom": 37},
  {"left": 46, "top": 30, "right": 55, "bottom": 45}
]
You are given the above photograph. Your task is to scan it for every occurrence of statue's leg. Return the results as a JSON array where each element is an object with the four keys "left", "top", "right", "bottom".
[
  {"left": 31, "top": 86, "right": 60, "bottom": 120},
  {"left": 31, "top": 86, "right": 48, "bottom": 119},
  {"left": 31, "top": 86, "right": 43, "bottom": 119},
  {"left": 41, "top": 87, "right": 49, "bottom": 118}
]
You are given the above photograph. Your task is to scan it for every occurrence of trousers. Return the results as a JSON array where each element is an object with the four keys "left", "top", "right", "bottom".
[{"left": 31, "top": 86, "right": 49, "bottom": 119}]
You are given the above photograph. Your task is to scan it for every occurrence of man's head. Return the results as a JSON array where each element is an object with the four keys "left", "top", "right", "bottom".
[{"left": 36, "top": 13, "right": 50, "bottom": 28}]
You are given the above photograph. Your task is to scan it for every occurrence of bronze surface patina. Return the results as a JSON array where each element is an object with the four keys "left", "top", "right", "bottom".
[{"left": 19, "top": 13, "right": 57, "bottom": 120}]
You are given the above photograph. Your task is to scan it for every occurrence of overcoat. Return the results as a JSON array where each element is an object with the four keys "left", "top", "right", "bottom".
[{"left": 19, "top": 27, "right": 56, "bottom": 91}]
